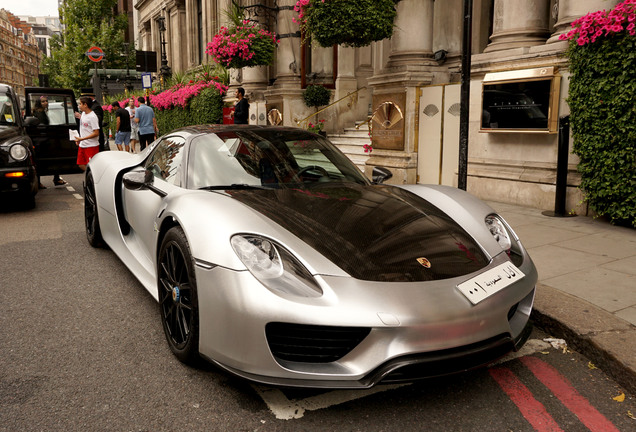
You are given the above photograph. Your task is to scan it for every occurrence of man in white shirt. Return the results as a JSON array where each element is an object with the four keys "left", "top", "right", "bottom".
[{"left": 74, "top": 96, "right": 101, "bottom": 171}]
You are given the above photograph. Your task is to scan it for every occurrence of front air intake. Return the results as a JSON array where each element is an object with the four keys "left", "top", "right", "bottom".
[{"left": 265, "top": 322, "right": 371, "bottom": 363}]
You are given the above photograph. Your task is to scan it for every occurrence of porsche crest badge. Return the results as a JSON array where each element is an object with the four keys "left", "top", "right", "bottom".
[{"left": 417, "top": 257, "right": 431, "bottom": 268}]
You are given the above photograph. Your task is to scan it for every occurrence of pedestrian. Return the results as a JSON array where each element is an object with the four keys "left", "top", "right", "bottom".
[
  {"left": 32, "top": 95, "right": 66, "bottom": 188},
  {"left": 79, "top": 88, "right": 107, "bottom": 152},
  {"left": 134, "top": 96, "right": 158, "bottom": 151},
  {"left": 74, "top": 96, "right": 100, "bottom": 171},
  {"left": 112, "top": 101, "right": 131, "bottom": 152},
  {"left": 233, "top": 87, "right": 249, "bottom": 124},
  {"left": 127, "top": 98, "right": 139, "bottom": 153}
]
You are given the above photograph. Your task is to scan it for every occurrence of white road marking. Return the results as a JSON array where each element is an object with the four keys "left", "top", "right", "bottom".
[
  {"left": 254, "top": 339, "right": 553, "bottom": 420},
  {"left": 73, "top": 193, "right": 83, "bottom": 200},
  {"left": 66, "top": 186, "right": 76, "bottom": 192},
  {"left": 253, "top": 384, "right": 409, "bottom": 420}
]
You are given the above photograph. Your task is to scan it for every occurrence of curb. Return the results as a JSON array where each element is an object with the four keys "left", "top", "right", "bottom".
[{"left": 531, "top": 283, "right": 636, "bottom": 396}]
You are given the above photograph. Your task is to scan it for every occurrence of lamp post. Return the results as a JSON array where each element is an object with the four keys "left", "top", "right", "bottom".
[
  {"left": 157, "top": 16, "right": 171, "bottom": 87},
  {"left": 123, "top": 42, "right": 133, "bottom": 94},
  {"left": 458, "top": 0, "right": 473, "bottom": 191}
]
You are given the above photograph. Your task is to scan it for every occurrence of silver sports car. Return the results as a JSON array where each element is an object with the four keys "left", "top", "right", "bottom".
[{"left": 85, "top": 125, "right": 537, "bottom": 388}]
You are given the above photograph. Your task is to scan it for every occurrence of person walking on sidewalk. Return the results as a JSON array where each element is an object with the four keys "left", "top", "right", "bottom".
[
  {"left": 127, "top": 99, "right": 139, "bottom": 153},
  {"left": 134, "top": 96, "right": 158, "bottom": 151},
  {"left": 112, "top": 101, "right": 131, "bottom": 152},
  {"left": 74, "top": 96, "right": 100, "bottom": 171},
  {"left": 78, "top": 89, "right": 107, "bottom": 152}
]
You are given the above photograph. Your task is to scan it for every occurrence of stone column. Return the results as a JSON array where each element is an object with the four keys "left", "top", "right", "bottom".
[
  {"left": 364, "top": 0, "right": 436, "bottom": 184},
  {"left": 547, "top": 0, "right": 621, "bottom": 43},
  {"left": 241, "top": 0, "right": 270, "bottom": 100},
  {"left": 264, "top": 0, "right": 304, "bottom": 127},
  {"left": 334, "top": 46, "right": 358, "bottom": 132},
  {"left": 387, "top": 0, "right": 436, "bottom": 67},
  {"left": 484, "top": 0, "right": 551, "bottom": 52},
  {"left": 273, "top": 0, "right": 301, "bottom": 87}
]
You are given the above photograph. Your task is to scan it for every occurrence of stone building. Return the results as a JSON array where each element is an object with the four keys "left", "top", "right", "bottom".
[
  {"left": 0, "top": 9, "right": 40, "bottom": 98},
  {"left": 18, "top": 15, "right": 62, "bottom": 57},
  {"left": 132, "top": 0, "right": 620, "bottom": 212}
]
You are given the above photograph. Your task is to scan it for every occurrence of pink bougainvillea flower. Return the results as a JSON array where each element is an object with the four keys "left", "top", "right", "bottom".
[{"left": 560, "top": 0, "right": 636, "bottom": 46}]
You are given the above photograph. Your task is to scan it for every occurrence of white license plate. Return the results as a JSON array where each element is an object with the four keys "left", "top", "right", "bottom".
[{"left": 457, "top": 262, "right": 525, "bottom": 305}]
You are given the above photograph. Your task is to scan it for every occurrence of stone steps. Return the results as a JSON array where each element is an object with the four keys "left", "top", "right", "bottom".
[{"left": 328, "top": 124, "right": 372, "bottom": 172}]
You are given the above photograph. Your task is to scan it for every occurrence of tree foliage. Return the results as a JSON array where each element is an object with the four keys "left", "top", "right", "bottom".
[{"left": 42, "top": 0, "right": 132, "bottom": 95}]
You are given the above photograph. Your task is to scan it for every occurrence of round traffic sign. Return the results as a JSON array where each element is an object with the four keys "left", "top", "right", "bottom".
[{"left": 86, "top": 46, "right": 104, "bottom": 62}]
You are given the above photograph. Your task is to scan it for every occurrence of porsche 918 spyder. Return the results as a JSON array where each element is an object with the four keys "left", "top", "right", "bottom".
[{"left": 85, "top": 125, "right": 537, "bottom": 388}]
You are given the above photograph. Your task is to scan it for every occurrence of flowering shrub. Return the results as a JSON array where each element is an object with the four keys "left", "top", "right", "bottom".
[
  {"left": 206, "top": 21, "right": 279, "bottom": 69},
  {"left": 559, "top": 0, "right": 636, "bottom": 45},
  {"left": 294, "top": 0, "right": 396, "bottom": 48},
  {"left": 562, "top": 0, "right": 636, "bottom": 226},
  {"left": 307, "top": 119, "right": 325, "bottom": 133},
  {"left": 149, "top": 80, "right": 228, "bottom": 111}
]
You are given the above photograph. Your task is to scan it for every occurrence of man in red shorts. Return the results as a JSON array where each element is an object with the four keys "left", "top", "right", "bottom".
[{"left": 74, "top": 96, "right": 101, "bottom": 171}]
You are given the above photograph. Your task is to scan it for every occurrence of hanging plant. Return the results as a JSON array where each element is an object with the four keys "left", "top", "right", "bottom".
[
  {"left": 294, "top": 0, "right": 397, "bottom": 48},
  {"left": 206, "top": 21, "right": 279, "bottom": 69},
  {"left": 302, "top": 85, "right": 331, "bottom": 108}
]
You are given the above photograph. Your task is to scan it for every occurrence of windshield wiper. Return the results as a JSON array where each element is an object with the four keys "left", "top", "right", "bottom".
[{"left": 198, "top": 184, "right": 270, "bottom": 191}]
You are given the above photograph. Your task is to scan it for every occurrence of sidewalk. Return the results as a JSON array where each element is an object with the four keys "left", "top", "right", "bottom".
[{"left": 490, "top": 201, "right": 636, "bottom": 395}]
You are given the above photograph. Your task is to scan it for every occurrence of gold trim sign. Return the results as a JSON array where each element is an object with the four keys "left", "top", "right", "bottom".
[{"left": 372, "top": 93, "right": 405, "bottom": 150}]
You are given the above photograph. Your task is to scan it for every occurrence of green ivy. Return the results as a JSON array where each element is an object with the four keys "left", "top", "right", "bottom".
[
  {"left": 155, "top": 87, "right": 224, "bottom": 135},
  {"left": 303, "top": 0, "right": 396, "bottom": 48},
  {"left": 566, "top": 32, "right": 636, "bottom": 227}
]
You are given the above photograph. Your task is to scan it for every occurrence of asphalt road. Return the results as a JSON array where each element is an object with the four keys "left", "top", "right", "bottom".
[{"left": 1, "top": 172, "right": 634, "bottom": 431}]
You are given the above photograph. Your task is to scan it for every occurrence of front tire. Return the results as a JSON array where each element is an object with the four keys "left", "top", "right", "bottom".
[
  {"left": 84, "top": 171, "right": 104, "bottom": 247},
  {"left": 158, "top": 227, "right": 200, "bottom": 365}
]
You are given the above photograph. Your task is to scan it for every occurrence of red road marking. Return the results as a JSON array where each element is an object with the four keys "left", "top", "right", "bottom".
[
  {"left": 520, "top": 356, "right": 619, "bottom": 432},
  {"left": 489, "top": 367, "right": 564, "bottom": 432}
]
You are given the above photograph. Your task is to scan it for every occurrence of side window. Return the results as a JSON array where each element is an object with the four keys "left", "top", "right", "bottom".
[
  {"left": 28, "top": 93, "right": 76, "bottom": 126},
  {"left": 144, "top": 136, "right": 186, "bottom": 186},
  {"left": 0, "top": 94, "right": 15, "bottom": 124}
]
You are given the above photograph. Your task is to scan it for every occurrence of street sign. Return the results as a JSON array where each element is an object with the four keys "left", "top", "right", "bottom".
[
  {"left": 86, "top": 46, "right": 105, "bottom": 62},
  {"left": 141, "top": 73, "right": 152, "bottom": 89}
]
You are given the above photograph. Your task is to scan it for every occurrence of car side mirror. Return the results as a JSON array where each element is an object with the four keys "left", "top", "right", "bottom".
[
  {"left": 123, "top": 169, "right": 154, "bottom": 191},
  {"left": 122, "top": 169, "right": 167, "bottom": 198},
  {"left": 24, "top": 116, "right": 40, "bottom": 126},
  {"left": 372, "top": 166, "right": 393, "bottom": 184}
]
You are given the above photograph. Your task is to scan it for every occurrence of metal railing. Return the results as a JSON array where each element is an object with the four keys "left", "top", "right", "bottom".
[{"left": 294, "top": 86, "right": 367, "bottom": 128}]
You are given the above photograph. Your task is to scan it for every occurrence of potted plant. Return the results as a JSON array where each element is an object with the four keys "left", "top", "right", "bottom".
[
  {"left": 206, "top": 2, "right": 279, "bottom": 69},
  {"left": 294, "top": 0, "right": 397, "bottom": 48},
  {"left": 302, "top": 84, "right": 331, "bottom": 108},
  {"left": 307, "top": 119, "right": 327, "bottom": 136}
]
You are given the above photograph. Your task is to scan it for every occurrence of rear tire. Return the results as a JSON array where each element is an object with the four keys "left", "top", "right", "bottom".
[
  {"left": 158, "top": 227, "right": 200, "bottom": 365},
  {"left": 84, "top": 171, "right": 104, "bottom": 247}
]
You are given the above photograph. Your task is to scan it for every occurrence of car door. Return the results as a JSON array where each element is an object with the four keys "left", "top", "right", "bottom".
[
  {"left": 122, "top": 135, "right": 187, "bottom": 275},
  {"left": 24, "top": 87, "right": 80, "bottom": 175}
]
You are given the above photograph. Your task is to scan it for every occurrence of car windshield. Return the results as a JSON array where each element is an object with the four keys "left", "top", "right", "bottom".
[
  {"left": 0, "top": 94, "right": 16, "bottom": 125},
  {"left": 188, "top": 129, "right": 369, "bottom": 190}
]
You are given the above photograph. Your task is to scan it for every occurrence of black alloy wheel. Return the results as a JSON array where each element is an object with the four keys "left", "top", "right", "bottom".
[
  {"left": 158, "top": 226, "right": 200, "bottom": 365},
  {"left": 84, "top": 171, "right": 104, "bottom": 247}
]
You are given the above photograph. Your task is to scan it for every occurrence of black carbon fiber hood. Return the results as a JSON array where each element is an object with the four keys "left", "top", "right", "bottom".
[{"left": 228, "top": 183, "right": 489, "bottom": 282}]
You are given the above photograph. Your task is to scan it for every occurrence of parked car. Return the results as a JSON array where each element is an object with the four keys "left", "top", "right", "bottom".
[
  {"left": 85, "top": 125, "right": 537, "bottom": 389},
  {"left": 0, "top": 84, "right": 38, "bottom": 208}
]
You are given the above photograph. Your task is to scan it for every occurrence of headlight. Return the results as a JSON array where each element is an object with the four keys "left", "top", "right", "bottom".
[
  {"left": 485, "top": 214, "right": 512, "bottom": 252},
  {"left": 231, "top": 235, "right": 323, "bottom": 298},
  {"left": 10, "top": 144, "right": 28, "bottom": 161}
]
